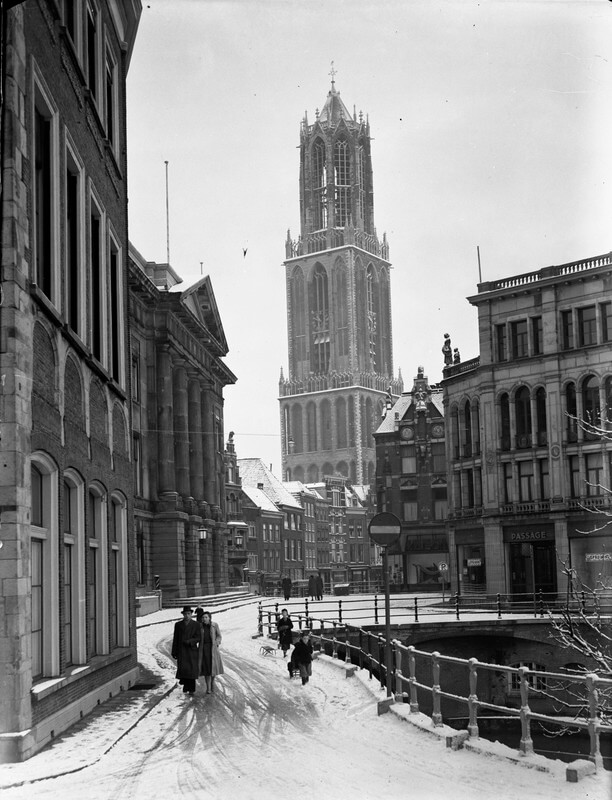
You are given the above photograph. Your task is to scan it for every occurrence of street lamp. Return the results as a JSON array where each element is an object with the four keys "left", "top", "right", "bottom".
[
  {"left": 198, "top": 526, "right": 208, "bottom": 542},
  {"left": 235, "top": 532, "right": 244, "bottom": 548},
  {"left": 368, "top": 511, "right": 401, "bottom": 699}
]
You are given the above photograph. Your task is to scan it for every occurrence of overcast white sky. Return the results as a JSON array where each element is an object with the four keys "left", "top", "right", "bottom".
[{"left": 126, "top": 0, "right": 612, "bottom": 474}]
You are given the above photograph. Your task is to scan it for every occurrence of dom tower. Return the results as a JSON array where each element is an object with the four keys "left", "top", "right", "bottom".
[{"left": 279, "top": 77, "right": 403, "bottom": 486}]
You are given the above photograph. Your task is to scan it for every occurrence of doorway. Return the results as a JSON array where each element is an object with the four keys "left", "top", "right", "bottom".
[{"left": 510, "top": 542, "right": 557, "bottom": 597}]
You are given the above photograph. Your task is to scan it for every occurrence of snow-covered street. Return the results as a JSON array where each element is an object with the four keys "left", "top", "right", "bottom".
[{"left": 1, "top": 603, "right": 609, "bottom": 800}]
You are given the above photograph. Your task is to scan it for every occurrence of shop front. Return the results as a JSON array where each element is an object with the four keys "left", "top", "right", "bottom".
[
  {"left": 455, "top": 528, "right": 486, "bottom": 595},
  {"left": 568, "top": 522, "right": 612, "bottom": 592},
  {"left": 504, "top": 524, "right": 557, "bottom": 598}
]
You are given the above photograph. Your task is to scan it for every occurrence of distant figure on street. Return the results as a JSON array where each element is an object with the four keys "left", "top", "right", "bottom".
[
  {"left": 276, "top": 608, "right": 294, "bottom": 658},
  {"left": 308, "top": 573, "right": 316, "bottom": 600},
  {"left": 290, "top": 629, "right": 314, "bottom": 685},
  {"left": 282, "top": 575, "right": 292, "bottom": 601},
  {"left": 197, "top": 609, "right": 224, "bottom": 693},
  {"left": 171, "top": 606, "right": 202, "bottom": 696},
  {"left": 315, "top": 573, "right": 323, "bottom": 601}
]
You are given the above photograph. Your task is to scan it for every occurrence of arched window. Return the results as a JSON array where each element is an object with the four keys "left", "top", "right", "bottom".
[
  {"left": 451, "top": 406, "right": 460, "bottom": 459},
  {"left": 336, "top": 396, "right": 348, "bottom": 449},
  {"left": 364, "top": 397, "right": 373, "bottom": 445},
  {"left": 109, "top": 493, "right": 129, "bottom": 649},
  {"left": 31, "top": 454, "right": 60, "bottom": 679},
  {"left": 291, "top": 404, "right": 303, "bottom": 453},
  {"left": 307, "top": 464, "right": 319, "bottom": 483},
  {"left": 335, "top": 263, "right": 349, "bottom": 359},
  {"left": 310, "top": 265, "right": 330, "bottom": 374},
  {"left": 312, "top": 138, "right": 327, "bottom": 229},
  {"left": 63, "top": 470, "right": 86, "bottom": 667},
  {"left": 566, "top": 382, "right": 577, "bottom": 442},
  {"left": 582, "top": 375, "right": 601, "bottom": 428},
  {"left": 291, "top": 266, "right": 306, "bottom": 371},
  {"left": 306, "top": 402, "right": 317, "bottom": 452},
  {"left": 334, "top": 138, "right": 351, "bottom": 226},
  {"left": 321, "top": 399, "right": 332, "bottom": 450},
  {"left": 535, "top": 388, "right": 547, "bottom": 446},
  {"left": 348, "top": 395, "right": 356, "bottom": 447},
  {"left": 499, "top": 394, "right": 511, "bottom": 451},
  {"left": 472, "top": 400, "right": 481, "bottom": 455},
  {"left": 366, "top": 265, "right": 378, "bottom": 370},
  {"left": 605, "top": 376, "right": 612, "bottom": 424},
  {"left": 87, "top": 484, "right": 108, "bottom": 658},
  {"left": 463, "top": 400, "right": 472, "bottom": 458},
  {"left": 336, "top": 461, "right": 349, "bottom": 477},
  {"left": 515, "top": 386, "right": 532, "bottom": 448}
]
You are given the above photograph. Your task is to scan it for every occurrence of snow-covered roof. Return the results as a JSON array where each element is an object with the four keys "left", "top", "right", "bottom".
[
  {"left": 238, "top": 458, "right": 302, "bottom": 510},
  {"left": 241, "top": 484, "right": 282, "bottom": 515}
]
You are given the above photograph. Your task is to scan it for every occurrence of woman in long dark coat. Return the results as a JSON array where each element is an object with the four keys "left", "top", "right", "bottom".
[
  {"left": 197, "top": 609, "right": 224, "bottom": 693},
  {"left": 276, "top": 608, "right": 293, "bottom": 657},
  {"left": 171, "top": 606, "right": 202, "bottom": 695},
  {"left": 307, "top": 574, "right": 316, "bottom": 600}
]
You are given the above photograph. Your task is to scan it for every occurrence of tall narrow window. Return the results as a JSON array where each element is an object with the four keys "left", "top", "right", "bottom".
[
  {"left": 532, "top": 316, "right": 543, "bottom": 355},
  {"left": 582, "top": 375, "right": 601, "bottom": 427},
  {"left": 356, "top": 144, "right": 366, "bottom": 226},
  {"left": 87, "top": 487, "right": 107, "bottom": 658},
  {"left": 463, "top": 401, "right": 472, "bottom": 458},
  {"left": 63, "top": 481, "right": 74, "bottom": 665},
  {"left": 65, "top": 147, "right": 83, "bottom": 334},
  {"left": 336, "top": 264, "right": 349, "bottom": 358},
  {"left": 496, "top": 324, "right": 507, "bottom": 362},
  {"left": 568, "top": 455, "right": 580, "bottom": 498},
  {"left": 585, "top": 453, "right": 603, "bottom": 496},
  {"left": 291, "top": 267, "right": 306, "bottom": 372},
  {"left": 312, "top": 139, "right": 327, "bottom": 230},
  {"left": 109, "top": 240, "right": 121, "bottom": 382},
  {"left": 133, "top": 433, "right": 143, "bottom": 496},
  {"left": 34, "top": 104, "right": 53, "bottom": 298},
  {"left": 561, "top": 310, "right": 574, "bottom": 350},
  {"left": 105, "top": 51, "right": 117, "bottom": 149},
  {"left": 311, "top": 265, "right": 330, "bottom": 374},
  {"left": 515, "top": 387, "right": 532, "bottom": 448},
  {"left": 566, "top": 382, "right": 577, "bottom": 441},
  {"left": 535, "top": 387, "right": 547, "bottom": 446},
  {"left": 334, "top": 139, "right": 351, "bottom": 227},
  {"left": 601, "top": 302, "right": 612, "bottom": 343},
  {"left": 538, "top": 459, "right": 550, "bottom": 500},
  {"left": 578, "top": 306, "right": 597, "bottom": 347},
  {"left": 510, "top": 320, "right": 528, "bottom": 359},
  {"left": 502, "top": 462, "right": 513, "bottom": 504},
  {"left": 518, "top": 461, "right": 534, "bottom": 502},
  {"left": 87, "top": 1, "right": 99, "bottom": 102},
  {"left": 500, "top": 393, "right": 511, "bottom": 451},
  {"left": 366, "top": 265, "right": 378, "bottom": 371},
  {"left": 90, "top": 200, "right": 103, "bottom": 361}
]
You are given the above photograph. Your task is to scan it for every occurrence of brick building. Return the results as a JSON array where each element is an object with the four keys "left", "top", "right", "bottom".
[
  {"left": 128, "top": 245, "right": 236, "bottom": 598},
  {"left": 442, "top": 252, "right": 612, "bottom": 598},
  {"left": 0, "top": 0, "right": 141, "bottom": 761},
  {"left": 279, "top": 77, "right": 402, "bottom": 489},
  {"left": 374, "top": 368, "right": 449, "bottom": 591}
]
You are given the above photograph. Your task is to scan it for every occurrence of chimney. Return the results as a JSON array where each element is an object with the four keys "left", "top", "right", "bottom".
[{"left": 257, "top": 483, "right": 264, "bottom": 490}]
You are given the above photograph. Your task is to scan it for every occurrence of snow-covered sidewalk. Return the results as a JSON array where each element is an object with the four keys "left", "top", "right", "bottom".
[{"left": 0, "top": 602, "right": 609, "bottom": 799}]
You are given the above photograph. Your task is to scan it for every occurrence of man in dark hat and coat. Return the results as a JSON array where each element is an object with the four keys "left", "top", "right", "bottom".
[{"left": 171, "top": 606, "right": 202, "bottom": 695}]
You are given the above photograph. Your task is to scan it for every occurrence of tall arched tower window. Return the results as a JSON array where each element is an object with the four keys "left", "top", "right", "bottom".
[
  {"left": 366, "top": 265, "right": 378, "bottom": 370},
  {"left": 334, "top": 138, "right": 351, "bottom": 227},
  {"left": 335, "top": 262, "right": 349, "bottom": 359},
  {"left": 290, "top": 266, "right": 306, "bottom": 374},
  {"left": 311, "top": 264, "right": 330, "bottom": 374},
  {"left": 312, "top": 138, "right": 327, "bottom": 230}
]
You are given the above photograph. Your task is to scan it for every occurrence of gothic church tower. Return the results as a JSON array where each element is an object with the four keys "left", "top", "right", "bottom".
[{"left": 279, "top": 77, "right": 402, "bottom": 486}]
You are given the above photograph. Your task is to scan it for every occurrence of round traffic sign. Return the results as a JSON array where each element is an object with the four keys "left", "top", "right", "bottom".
[
  {"left": 368, "top": 511, "right": 401, "bottom": 546},
  {"left": 439, "top": 562, "right": 448, "bottom": 572}
]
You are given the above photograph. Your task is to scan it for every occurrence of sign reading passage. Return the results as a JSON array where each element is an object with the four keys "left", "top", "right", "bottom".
[{"left": 368, "top": 512, "right": 401, "bottom": 547}]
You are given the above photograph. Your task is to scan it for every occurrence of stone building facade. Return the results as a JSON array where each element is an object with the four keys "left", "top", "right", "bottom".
[
  {"left": 128, "top": 245, "right": 236, "bottom": 598},
  {"left": 0, "top": 0, "right": 141, "bottom": 761},
  {"left": 279, "top": 78, "right": 402, "bottom": 488},
  {"left": 442, "top": 252, "right": 612, "bottom": 598},
  {"left": 374, "top": 368, "right": 450, "bottom": 591}
]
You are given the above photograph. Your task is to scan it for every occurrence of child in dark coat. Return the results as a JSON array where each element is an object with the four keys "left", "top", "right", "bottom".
[
  {"left": 276, "top": 608, "right": 293, "bottom": 658},
  {"left": 289, "top": 630, "right": 313, "bottom": 684}
]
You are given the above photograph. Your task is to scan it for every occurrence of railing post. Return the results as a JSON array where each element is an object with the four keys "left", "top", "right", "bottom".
[
  {"left": 467, "top": 658, "right": 479, "bottom": 738},
  {"left": 431, "top": 651, "right": 443, "bottom": 726},
  {"left": 496, "top": 593, "right": 502, "bottom": 620},
  {"left": 378, "top": 635, "right": 386, "bottom": 691},
  {"left": 275, "top": 601, "right": 279, "bottom": 617},
  {"left": 345, "top": 626, "right": 351, "bottom": 664},
  {"left": 298, "top": 615, "right": 302, "bottom": 630},
  {"left": 414, "top": 597, "right": 419, "bottom": 623},
  {"left": 455, "top": 593, "right": 460, "bottom": 620},
  {"left": 367, "top": 632, "right": 373, "bottom": 680},
  {"left": 374, "top": 594, "right": 379, "bottom": 624},
  {"left": 319, "top": 619, "right": 324, "bottom": 652},
  {"left": 586, "top": 673, "right": 604, "bottom": 768},
  {"left": 258, "top": 602, "right": 263, "bottom": 636},
  {"left": 407, "top": 645, "right": 419, "bottom": 713},
  {"left": 267, "top": 611, "right": 272, "bottom": 637},
  {"left": 393, "top": 640, "right": 404, "bottom": 699},
  {"left": 518, "top": 666, "right": 534, "bottom": 755},
  {"left": 305, "top": 597, "right": 309, "bottom": 620},
  {"left": 332, "top": 633, "right": 338, "bottom": 659},
  {"left": 338, "top": 599, "right": 343, "bottom": 625},
  {"left": 533, "top": 587, "right": 537, "bottom": 618},
  {"left": 358, "top": 629, "right": 363, "bottom": 671}
]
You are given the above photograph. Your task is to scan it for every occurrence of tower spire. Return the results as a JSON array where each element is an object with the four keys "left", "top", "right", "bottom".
[{"left": 329, "top": 60, "right": 337, "bottom": 89}]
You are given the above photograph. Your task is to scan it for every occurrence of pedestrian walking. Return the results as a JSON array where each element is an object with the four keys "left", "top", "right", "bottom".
[
  {"left": 290, "top": 629, "right": 314, "bottom": 685},
  {"left": 197, "top": 609, "right": 224, "bottom": 693},
  {"left": 171, "top": 606, "right": 202, "bottom": 696},
  {"left": 307, "top": 573, "right": 316, "bottom": 600},
  {"left": 276, "top": 608, "right": 293, "bottom": 657},
  {"left": 281, "top": 575, "right": 292, "bottom": 601},
  {"left": 315, "top": 573, "right": 323, "bottom": 601}
]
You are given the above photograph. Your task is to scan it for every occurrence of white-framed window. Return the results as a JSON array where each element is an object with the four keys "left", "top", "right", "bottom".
[
  {"left": 510, "top": 662, "right": 547, "bottom": 692},
  {"left": 30, "top": 453, "right": 60, "bottom": 679},
  {"left": 109, "top": 493, "right": 129, "bottom": 649},
  {"left": 32, "top": 67, "right": 60, "bottom": 305},
  {"left": 87, "top": 484, "right": 108, "bottom": 657},
  {"left": 104, "top": 44, "right": 118, "bottom": 151},
  {"left": 63, "top": 0, "right": 83, "bottom": 61},
  {"left": 89, "top": 188, "right": 106, "bottom": 364},
  {"left": 107, "top": 226, "right": 124, "bottom": 384},
  {"left": 65, "top": 136, "right": 85, "bottom": 337},
  {"left": 63, "top": 470, "right": 86, "bottom": 667},
  {"left": 86, "top": 0, "right": 101, "bottom": 106}
]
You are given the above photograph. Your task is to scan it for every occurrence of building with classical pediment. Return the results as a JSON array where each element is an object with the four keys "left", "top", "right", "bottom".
[{"left": 128, "top": 245, "right": 236, "bottom": 599}]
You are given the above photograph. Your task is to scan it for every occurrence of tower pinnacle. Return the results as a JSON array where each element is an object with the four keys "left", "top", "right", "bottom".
[{"left": 329, "top": 60, "right": 337, "bottom": 89}]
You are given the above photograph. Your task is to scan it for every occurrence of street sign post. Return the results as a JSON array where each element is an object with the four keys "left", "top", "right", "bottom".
[
  {"left": 368, "top": 512, "right": 401, "bottom": 698},
  {"left": 439, "top": 561, "right": 449, "bottom": 604}
]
